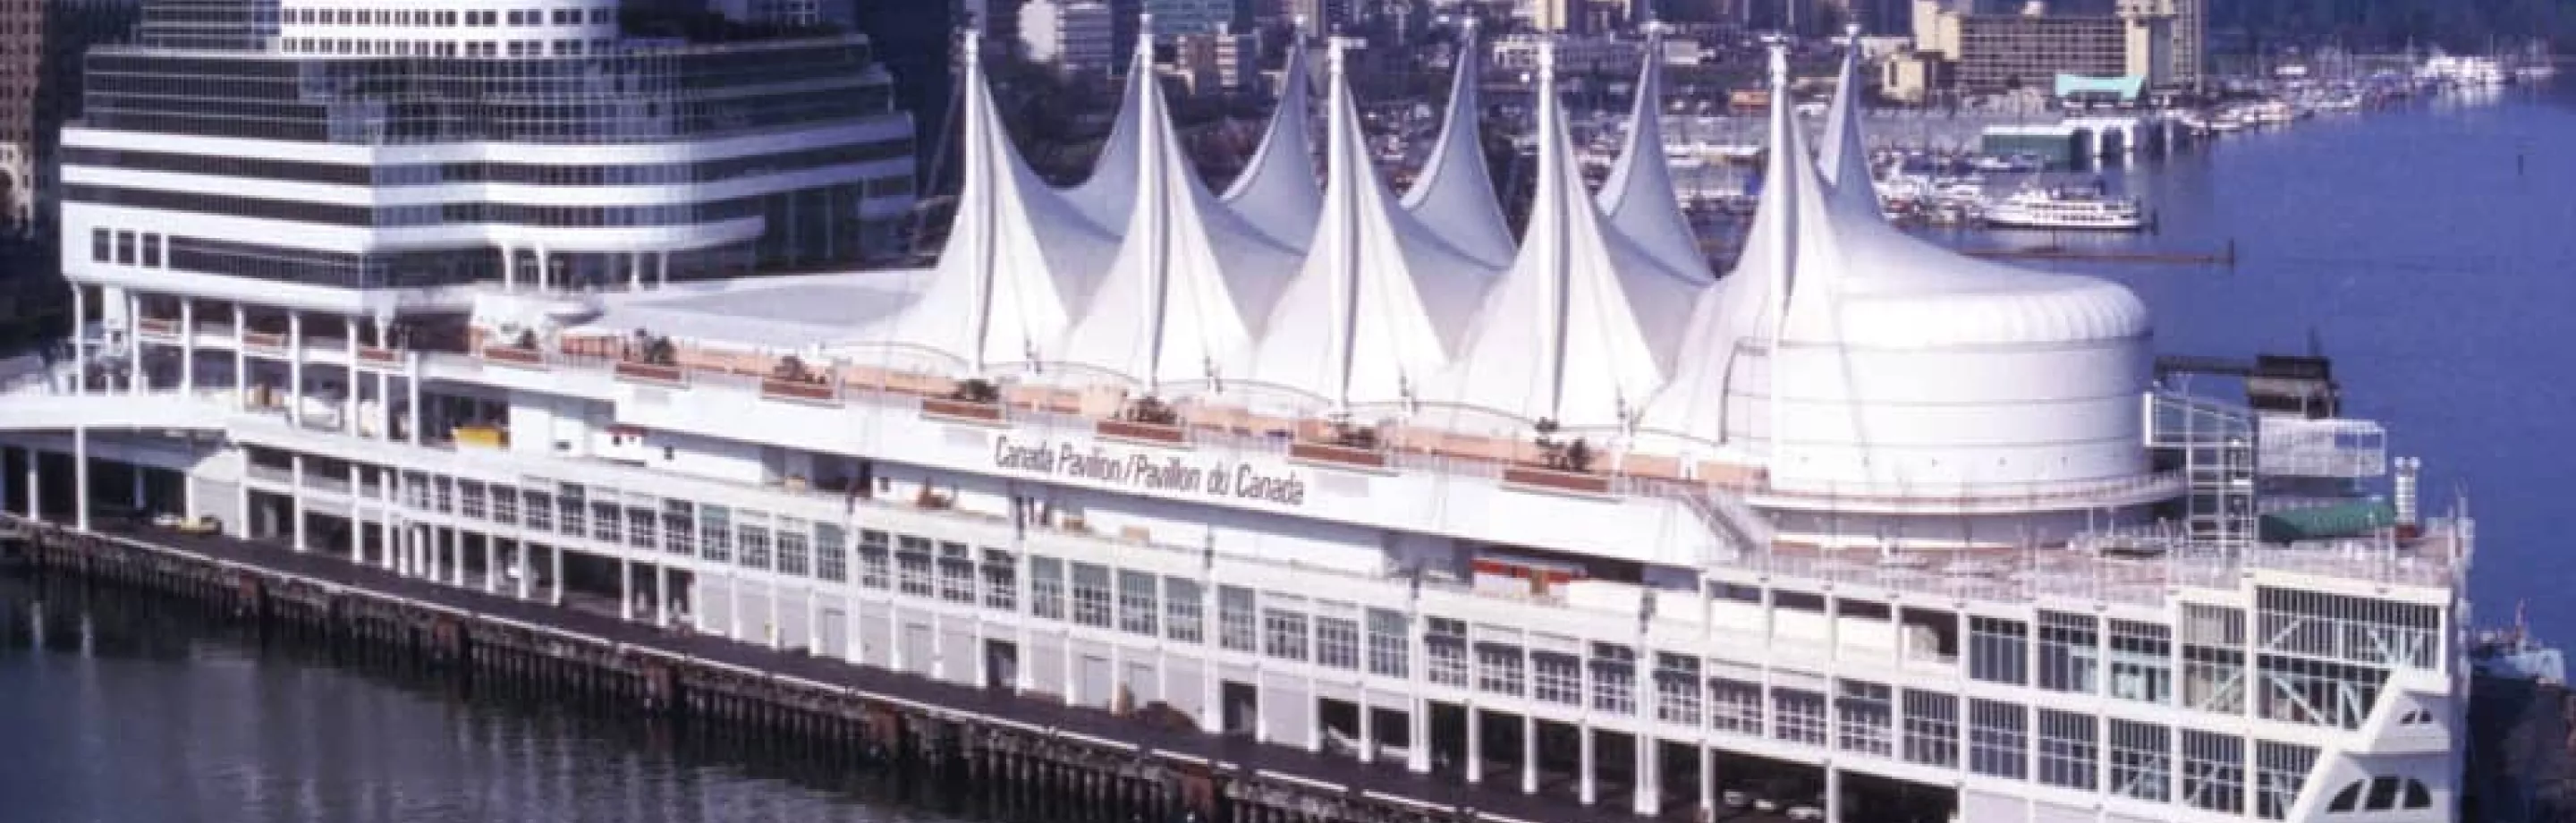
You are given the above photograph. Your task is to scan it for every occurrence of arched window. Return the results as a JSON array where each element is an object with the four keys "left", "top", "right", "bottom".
[
  {"left": 2402, "top": 779, "right": 2433, "bottom": 810},
  {"left": 2327, "top": 781, "right": 2364, "bottom": 812}
]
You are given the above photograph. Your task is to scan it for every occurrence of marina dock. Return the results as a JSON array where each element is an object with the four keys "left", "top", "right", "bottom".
[{"left": 2, "top": 516, "right": 1621, "bottom": 823}]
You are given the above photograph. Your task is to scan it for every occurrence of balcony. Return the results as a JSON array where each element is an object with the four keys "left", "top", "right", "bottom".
[
  {"left": 758, "top": 378, "right": 836, "bottom": 404},
  {"left": 613, "top": 361, "right": 687, "bottom": 386},
  {"left": 478, "top": 345, "right": 547, "bottom": 369},
  {"left": 1503, "top": 464, "right": 1613, "bottom": 496}
]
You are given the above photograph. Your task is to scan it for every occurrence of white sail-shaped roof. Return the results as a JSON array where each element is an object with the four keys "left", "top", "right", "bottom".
[
  {"left": 1400, "top": 22, "right": 1515, "bottom": 267},
  {"left": 1597, "top": 25, "right": 1710, "bottom": 282},
  {"left": 1637, "top": 44, "right": 1826, "bottom": 451},
  {"left": 869, "top": 34, "right": 1116, "bottom": 374},
  {"left": 1236, "top": 41, "right": 1496, "bottom": 412},
  {"left": 1815, "top": 24, "right": 1882, "bottom": 218},
  {"left": 1220, "top": 32, "right": 1322, "bottom": 247},
  {"left": 1428, "top": 41, "right": 1700, "bottom": 432},
  {"left": 1063, "top": 47, "right": 1151, "bottom": 229},
  {"left": 1057, "top": 43, "right": 1302, "bottom": 391}
]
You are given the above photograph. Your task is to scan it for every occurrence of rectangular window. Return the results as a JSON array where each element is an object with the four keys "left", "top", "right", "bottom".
[
  {"left": 774, "top": 519, "right": 810, "bottom": 576},
  {"left": 1836, "top": 680, "right": 1894, "bottom": 757},
  {"left": 1655, "top": 654, "right": 1703, "bottom": 725},
  {"left": 660, "top": 501, "right": 691, "bottom": 555},
  {"left": 896, "top": 536, "right": 933, "bottom": 596},
  {"left": 696, "top": 504, "right": 730, "bottom": 564},
  {"left": 1902, "top": 691, "right": 1960, "bottom": 768},
  {"left": 457, "top": 480, "right": 486, "bottom": 519},
  {"left": 1969, "top": 699, "right": 2029, "bottom": 779},
  {"left": 736, "top": 522, "right": 771, "bottom": 570},
  {"left": 2183, "top": 605, "right": 2248, "bottom": 715},
  {"left": 936, "top": 542, "right": 975, "bottom": 604},
  {"left": 1218, "top": 585, "right": 1258, "bottom": 652},
  {"left": 2255, "top": 587, "right": 2440, "bottom": 670},
  {"left": 491, "top": 486, "right": 518, "bottom": 525},
  {"left": 556, "top": 485, "right": 584, "bottom": 535},
  {"left": 140, "top": 234, "right": 162, "bottom": 267},
  {"left": 1070, "top": 563, "right": 1113, "bottom": 628},
  {"left": 2181, "top": 730, "right": 2245, "bottom": 814},
  {"left": 2255, "top": 742, "right": 2318, "bottom": 820},
  {"left": 2038, "top": 610, "right": 2100, "bottom": 693},
  {"left": 626, "top": 507, "right": 656, "bottom": 551},
  {"left": 1426, "top": 619, "right": 1469, "bottom": 687},
  {"left": 91, "top": 228, "right": 106, "bottom": 261},
  {"left": 1316, "top": 613, "right": 1360, "bottom": 670},
  {"left": 2110, "top": 618, "right": 2174, "bottom": 704},
  {"left": 1474, "top": 642, "right": 1524, "bottom": 696},
  {"left": 1030, "top": 556, "right": 1065, "bottom": 620},
  {"left": 1773, "top": 687, "right": 1828, "bottom": 746},
  {"left": 522, "top": 490, "right": 553, "bottom": 531},
  {"left": 2036, "top": 708, "right": 2098, "bottom": 790},
  {"left": 1262, "top": 601, "right": 1309, "bottom": 661},
  {"left": 858, "top": 530, "right": 890, "bottom": 590},
  {"left": 1366, "top": 609, "right": 1409, "bottom": 677},
  {"left": 114, "top": 230, "right": 135, "bottom": 265},
  {"left": 1532, "top": 651, "right": 1582, "bottom": 705},
  {"left": 590, "top": 500, "right": 621, "bottom": 544},
  {"left": 815, "top": 523, "right": 847, "bottom": 582},
  {"left": 979, "top": 549, "right": 1014, "bottom": 611},
  {"left": 1589, "top": 643, "right": 1637, "bottom": 715},
  {"left": 2109, "top": 719, "right": 2173, "bottom": 802},
  {"left": 1704, "top": 677, "right": 1760, "bottom": 734},
  {"left": 1970, "top": 616, "right": 2029, "bottom": 685},
  {"left": 1117, "top": 570, "right": 1159, "bottom": 636},
  {"left": 2257, "top": 653, "right": 2389, "bottom": 729},
  {"left": 1164, "top": 577, "right": 1204, "bottom": 643}
]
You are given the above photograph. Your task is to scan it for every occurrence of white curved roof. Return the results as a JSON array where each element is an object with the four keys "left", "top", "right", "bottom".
[
  {"left": 1063, "top": 49, "right": 1150, "bottom": 229},
  {"left": 864, "top": 37, "right": 1116, "bottom": 374},
  {"left": 1815, "top": 26, "right": 1883, "bottom": 217},
  {"left": 1057, "top": 41, "right": 1303, "bottom": 390},
  {"left": 1220, "top": 35, "right": 1323, "bottom": 248},
  {"left": 1597, "top": 29, "right": 1711, "bottom": 282},
  {"left": 1428, "top": 42, "right": 1700, "bottom": 432},
  {"left": 1400, "top": 23, "right": 1516, "bottom": 267},
  {"left": 1235, "top": 42, "right": 1497, "bottom": 412}
]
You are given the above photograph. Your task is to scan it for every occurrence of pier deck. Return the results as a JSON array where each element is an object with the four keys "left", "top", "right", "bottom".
[{"left": 14, "top": 517, "right": 1640, "bottom": 823}]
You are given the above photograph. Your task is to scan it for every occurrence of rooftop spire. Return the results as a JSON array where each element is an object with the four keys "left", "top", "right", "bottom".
[
  {"left": 1597, "top": 19, "right": 1709, "bottom": 281},
  {"left": 1817, "top": 22, "right": 1880, "bottom": 217},
  {"left": 1432, "top": 36, "right": 1695, "bottom": 431},
  {"left": 1400, "top": 18, "right": 1514, "bottom": 267},
  {"left": 1240, "top": 34, "right": 1490, "bottom": 412},
  {"left": 894, "top": 27, "right": 1114, "bottom": 375},
  {"left": 1221, "top": 21, "right": 1322, "bottom": 247},
  {"left": 1063, "top": 32, "right": 1158, "bottom": 228}
]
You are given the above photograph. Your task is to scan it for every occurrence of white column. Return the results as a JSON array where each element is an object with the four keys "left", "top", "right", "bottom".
[
  {"left": 620, "top": 556, "right": 634, "bottom": 620},
  {"left": 448, "top": 527, "right": 466, "bottom": 586},
  {"left": 656, "top": 250, "right": 669, "bottom": 288},
  {"left": 69, "top": 284, "right": 86, "bottom": 395},
  {"left": 501, "top": 245, "right": 516, "bottom": 290},
  {"left": 404, "top": 353, "right": 422, "bottom": 445},
  {"left": 1699, "top": 742, "right": 1716, "bottom": 816},
  {"left": 179, "top": 299, "right": 195, "bottom": 395},
  {"left": 127, "top": 291, "right": 143, "bottom": 395},
  {"left": 534, "top": 246, "right": 549, "bottom": 291},
  {"left": 627, "top": 251, "right": 642, "bottom": 291},
  {"left": 485, "top": 536, "right": 500, "bottom": 594},
  {"left": 232, "top": 303, "right": 248, "bottom": 409},
  {"left": 1408, "top": 699, "right": 1431, "bottom": 774},
  {"left": 1358, "top": 699, "right": 1376, "bottom": 763},
  {"left": 1825, "top": 764, "right": 1843, "bottom": 823},
  {"left": 288, "top": 453, "right": 306, "bottom": 551},
  {"left": 72, "top": 428, "right": 89, "bottom": 531},
  {"left": 343, "top": 318, "right": 360, "bottom": 434},
  {"left": 657, "top": 564, "right": 672, "bottom": 628},
  {"left": 23, "top": 445, "right": 39, "bottom": 522},
  {"left": 1633, "top": 734, "right": 1659, "bottom": 817},
  {"left": 285, "top": 310, "right": 303, "bottom": 426},
  {"left": 131, "top": 462, "right": 146, "bottom": 510},
  {"left": 549, "top": 544, "right": 564, "bottom": 606},
  {"left": 727, "top": 572, "right": 741, "bottom": 641},
  {"left": 514, "top": 540, "right": 531, "bottom": 598}
]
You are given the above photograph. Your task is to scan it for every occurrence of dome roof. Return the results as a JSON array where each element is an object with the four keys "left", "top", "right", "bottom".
[{"left": 1809, "top": 216, "right": 2151, "bottom": 349}]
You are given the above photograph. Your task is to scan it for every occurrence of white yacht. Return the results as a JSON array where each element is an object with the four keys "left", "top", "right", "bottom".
[
  {"left": 1982, "top": 183, "right": 2148, "bottom": 231},
  {"left": 4, "top": 15, "right": 2471, "bottom": 823}
]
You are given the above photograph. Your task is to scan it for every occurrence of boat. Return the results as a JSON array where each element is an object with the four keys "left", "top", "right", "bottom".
[
  {"left": 1980, "top": 181, "right": 2147, "bottom": 231},
  {"left": 2473, "top": 602, "right": 2568, "bottom": 685}
]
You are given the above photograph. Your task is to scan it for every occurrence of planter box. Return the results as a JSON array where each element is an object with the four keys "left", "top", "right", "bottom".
[
  {"left": 922, "top": 397, "right": 1005, "bottom": 423},
  {"left": 479, "top": 345, "right": 547, "bottom": 368},
  {"left": 1097, "top": 419, "right": 1186, "bottom": 445},
  {"left": 242, "top": 331, "right": 288, "bottom": 351},
  {"left": 1503, "top": 465, "right": 1613, "bottom": 495},
  {"left": 760, "top": 378, "right": 837, "bottom": 403},
  {"left": 1290, "top": 441, "right": 1389, "bottom": 469},
  {"left": 614, "top": 361, "right": 686, "bottom": 386},
  {"left": 357, "top": 346, "right": 402, "bottom": 365}
]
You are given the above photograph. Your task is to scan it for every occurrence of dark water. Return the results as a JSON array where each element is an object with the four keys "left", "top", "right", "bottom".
[
  {"left": 4, "top": 86, "right": 2576, "bottom": 822},
  {"left": 0, "top": 575, "right": 973, "bottom": 823}
]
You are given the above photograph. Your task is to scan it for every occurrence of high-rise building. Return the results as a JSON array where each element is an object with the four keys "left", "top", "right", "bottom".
[
  {"left": 1144, "top": 0, "right": 1238, "bottom": 42},
  {"left": 1022, "top": 0, "right": 1117, "bottom": 74},
  {"left": 2118, "top": 0, "right": 2200, "bottom": 89},
  {"left": 2, "top": 0, "right": 143, "bottom": 235},
  {"left": 64, "top": 0, "right": 922, "bottom": 293},
  {"left": 1284, "top": 0, "right": 1355, "bottom": 31},
  {"left": 1908, "top": 0, "right": 2171, "bottom": 94}
]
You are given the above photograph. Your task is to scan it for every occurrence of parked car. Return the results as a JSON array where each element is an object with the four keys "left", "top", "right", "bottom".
[
  {"left": 1787, "top": 805, "right": 1826, "bottom": 821},
  {"left": 174, "top": 515, "right": 221, "bottom": 535},
  {"left": 1721, "top": 790, "right": 1753, "bottom": 809}
]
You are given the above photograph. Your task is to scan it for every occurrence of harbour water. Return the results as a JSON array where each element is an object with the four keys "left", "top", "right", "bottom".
[{"left": 4, "top": 83, "right": 2574, "bottom": 820}]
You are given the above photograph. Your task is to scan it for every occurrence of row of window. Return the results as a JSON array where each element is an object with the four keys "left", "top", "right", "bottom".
[
  {"left": 88, "top": 227, "right": 165, "bottom": 268},
  {"left": 284, "top": 6, "right": 612, "bottom": 28},
  {"left": 65, "top": 140, "right": 916, "bottom": 189},
  {"left": 282, "top": 37, "right": 616, "bottom": 57}
]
